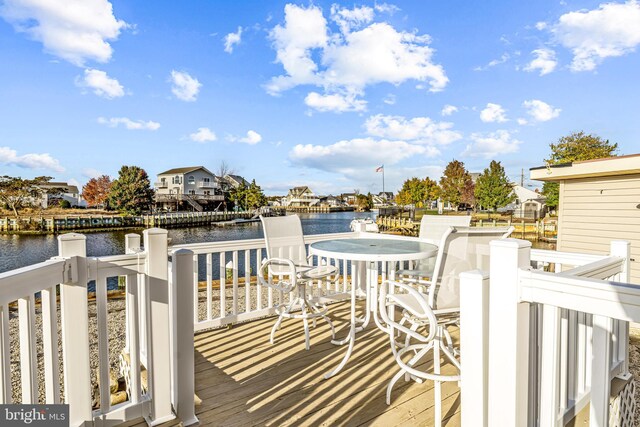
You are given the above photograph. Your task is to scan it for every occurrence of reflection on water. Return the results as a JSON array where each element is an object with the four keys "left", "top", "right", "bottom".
[{"left": 0, "top": 211, "right": 375, "bottom": 273}]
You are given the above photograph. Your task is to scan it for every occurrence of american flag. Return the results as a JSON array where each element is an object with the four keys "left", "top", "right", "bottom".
[{"left": 375, "top": 165, "right": 384, "bottom": 172}]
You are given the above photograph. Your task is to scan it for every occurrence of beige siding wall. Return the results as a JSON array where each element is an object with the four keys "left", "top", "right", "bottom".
[{"left": 558, "top": 173, "right": 640, "bottom": 284}]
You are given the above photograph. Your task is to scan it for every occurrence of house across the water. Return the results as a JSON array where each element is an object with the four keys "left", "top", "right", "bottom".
[
  {"left": 154, "top": 166, "right": 225, "bottom": 212},
  {"left": 282, "top": 186, "right": 320, "bottom": 207}
]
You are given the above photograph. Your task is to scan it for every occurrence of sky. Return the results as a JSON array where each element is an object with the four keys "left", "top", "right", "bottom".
[{"left": 0, "top": 0, "right": 639, "bottom": 196}]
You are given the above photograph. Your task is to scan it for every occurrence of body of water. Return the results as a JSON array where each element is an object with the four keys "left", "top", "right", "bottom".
[{"left": 0, "top": 211, "right": 375, "bottom": 274}]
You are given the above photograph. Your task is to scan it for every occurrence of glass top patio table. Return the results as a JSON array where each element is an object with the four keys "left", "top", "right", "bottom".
[{"left": 310, "top": 238, "right": 437, "bottom": 262}]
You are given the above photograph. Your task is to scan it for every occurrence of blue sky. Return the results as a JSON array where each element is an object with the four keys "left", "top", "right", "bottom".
[{"left": 0, "top": 0, "right": 639, "bottom": 196}]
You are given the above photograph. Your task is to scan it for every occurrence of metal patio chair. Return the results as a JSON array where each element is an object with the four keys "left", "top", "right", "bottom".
[
  {"left": 397, "top": 215, "right": 471, "bottom": 290},
  {"left": 379, "top": 226, "right": 514, "bottom": 426},
  {"left": 258, "top": 214, "right": 336, "bottom": 350}
]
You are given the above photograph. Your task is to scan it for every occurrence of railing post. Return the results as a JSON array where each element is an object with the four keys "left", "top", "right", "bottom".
[
  {"left": 460, "top": 270, "right": 490, "bottom": 427},
  {"left": 610, "top": 240, "right": 631, "bottom": 376},
  {"left": 591, "top": 315, "right": 612, "bottom": 427},
  {"left": 488, "top": 238, "right": 532, "bottom": 427},
  {"left": 143, "top": 228, "right": 175, "bottom": 425},
  {"left": 171, "top": 249, "right": 199, "bottom": 425},
  {"left": 58, "top": 233, "right": 93, "bottom": 427}
]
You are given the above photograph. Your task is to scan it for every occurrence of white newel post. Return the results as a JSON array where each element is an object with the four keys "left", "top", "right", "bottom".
[
  {"left": 487, "top": 239, "right": 531, "bottom": 427},
  {"left": 611, "top": 240, "right": 631, "bottom": 376},
  {"left": 143, "top": 228, "right": 175, "bottom": 425},
  {"left": 171, "top": 249, "right": 199, "bottom": 426},
  {"left": 58, "top": 233, "right": 93, "bottom": 427},
  {"left": 460, "top": 270, "right": 490, "bottom": 427},
  {"left": 125, "top": 233, "right": 142, "bottom": 355}
]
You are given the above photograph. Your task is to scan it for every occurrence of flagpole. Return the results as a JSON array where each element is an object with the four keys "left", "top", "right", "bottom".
[{"left": 382, "top": 167, "right": 385, "bottom": 195}]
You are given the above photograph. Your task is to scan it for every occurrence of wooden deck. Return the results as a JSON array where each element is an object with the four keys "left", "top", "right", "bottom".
[{"left": 123, "top": 300, "right": 461, "bottom": 426}]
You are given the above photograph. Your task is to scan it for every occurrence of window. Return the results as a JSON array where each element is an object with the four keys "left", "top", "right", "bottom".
[
  {"left": 203, "top": 177, "right": 210, "bottom": 184},
  {"left": 188, "top": 175, "right": 195, "bottom": 185},
  {"left": 172, "top": 175, "right": 182, "bottom": 185},
  {"left": 188, "top": 190, "right": 195, "bottom": 195},
  {"left": 204, "top": 190, "right": 210, "bottom": 196}
]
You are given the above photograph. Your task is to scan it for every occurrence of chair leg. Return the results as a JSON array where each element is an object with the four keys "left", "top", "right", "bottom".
[
  {"left": 434, "top": 331, "right": 442, "bottom": 427},
  {"left": 301, "top": 304, "right": 310, "bottom": 350},
  {"left": 270, "top": 298, "right": 296, "bottom": 345},
  {"left": 386, "top": 367, "right": 406, "bottom": 405}
]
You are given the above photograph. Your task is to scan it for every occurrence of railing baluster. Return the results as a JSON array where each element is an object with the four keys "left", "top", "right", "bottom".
[
  {"left": 232, "top": 251, "right": 239, "bottom": 315},
  {"left": 206, "top": 253, "right": 212, "bottom": 320},
  {"left": 41, "top": 285, "right": 61, "bottom": 404},
  {"left": 126, "top": 272, "right": 141, "bottom": 404},
  {"left": 219, "top": 252, "right": 226, "bottom": 318},
  {"left": 244, "top": 250, "right": 251, "bottom": 313},
  {"left": 193, "top": 256, "right": 199, "bottom": 324},
  {"left": 256, "top": 249, "right": 263, "bottom": 310},
  {"left": 96, "top": 262, "right": 110, "bottom": 413},
  {"left": 18, "top": 294, "right": 37, "bottom": 403},
  {"left": 539, "top": 304, "right": 561, "bottom": 427},
  {"left": 590, "top": 315, "right": 612, "bottom": 427},
  {"left": 0, "top": 305, "right": 10, "bottom": 404}
]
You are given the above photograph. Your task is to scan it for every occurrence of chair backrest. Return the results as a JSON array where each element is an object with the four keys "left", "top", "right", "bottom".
[
  {"left": 260, "top": 215, "right": 308, "bottom": 266},
  {"left": 419, "top": 215, "right": 472, "bottom": 244},
  {"left": 429, "top": 226, "right": 514, "bottom": 311}
]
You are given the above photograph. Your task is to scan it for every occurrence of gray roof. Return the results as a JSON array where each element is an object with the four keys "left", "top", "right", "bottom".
[
  {"left": 37, "top": 182, "right": 79, "bottom": 194},
  {"left": 158, "top": 166, "right": 215, "bottom": 176}
]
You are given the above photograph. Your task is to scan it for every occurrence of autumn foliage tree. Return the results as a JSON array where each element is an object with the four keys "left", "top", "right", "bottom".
[
  {"left": 82, "top": 175, "right": 112, "bottom": 208},
  {"left": 107, "top": 166, "right": 154, "bottom": 215},
  {"left": 395, "top": 177, "right": 439, "bottom": 208},
  {"left": 439, "top": 160, "right": 472, "bottom": 209},
  {"left": 474, "top": 160, "right": 515, "bottom": 214}
]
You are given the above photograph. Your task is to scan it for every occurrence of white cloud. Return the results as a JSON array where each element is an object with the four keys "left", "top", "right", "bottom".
[
  {"left": 0, "top": 0, "right": 127, "bottom": 66},
  {"left": 364, "top": 114, "right": 462, "bottom": 145},
  {"left": 522, "top": 99, "right": 561, "bottom": 122},
  {"left": 523, "top": 48, "right": 557, "bottom": 75},
  {"left": 76, "top": 68, "right": 124, "bottom": 99},
  {"left": 170, "top": 70, "right": 201, "bottom": 102},
  {"left": 462, "top": 130, "right": 522, "bottom": 158},
  {"left": 441, "top": 104, "right": 458, "bottom": 116},
  {"left": 535, "top": 21, "right": 548, "bottom": 30},
  {"left": 374, "top": 3, "right": 401, "bottom": 14},
  {"left": 383, "top": 94, "right": 396, "bottom": 105},
  {"left": 0, "top": 146, "right": 65, "bottom": 172},
  {"left": 330, "top": 4, "right": 374, "bottom": 33},
  {"left": 552, "top": 0, "right": 640, "bottom": 71},
  {"left": 480, "top": 103, "right": 508, "bottom": 123},
  {"left": 266, "top": 4, "right": 448, "bottom": 111},
  {"left": 304, "top": 91, "right": 367, "bottom": 112},
  {"left": 189, "top": 127, "right": 217, "bottom": 143},
  {"left": 228, "top": 130, "right": 263, "bottom": 145},
  {"left": 97, "top": 117, "right": 160, "bottom": 130},
  {"left": 474, "top": 53, "right": 510, "bottom": 71},
  {"left": 224, "top": 26, "right": 243, "bottom": 53},
  {"left": 289, "top": 137, "right": 432, "bottom": 175},
  {"left": 517, "top": 118, "right": 528, "bottom": 125}
]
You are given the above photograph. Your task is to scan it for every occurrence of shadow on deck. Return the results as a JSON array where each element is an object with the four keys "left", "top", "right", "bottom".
[{"left": 122, "top": 301, "right": 461, "bottom": 426}]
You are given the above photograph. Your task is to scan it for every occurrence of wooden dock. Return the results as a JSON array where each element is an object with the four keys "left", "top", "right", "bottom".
[{"left": 121, "top": 300, "right": 461, "bottom": 427}]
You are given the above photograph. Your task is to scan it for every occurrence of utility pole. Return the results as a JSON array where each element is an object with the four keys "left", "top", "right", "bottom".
[{"left": 520, "top": 168, "right": 524, "bottom": 187}]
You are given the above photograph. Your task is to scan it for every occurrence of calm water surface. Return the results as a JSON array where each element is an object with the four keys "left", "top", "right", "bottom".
[{"left": 0, "top": 211, "right": 375, "bottom": 273}]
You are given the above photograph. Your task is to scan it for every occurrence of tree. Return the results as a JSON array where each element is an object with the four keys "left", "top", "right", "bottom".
[
  {"left": 82, "top": 175, "right": 112, "bottom": 208},
  {"left": 0, "top": 175, "right": 55, "bottom": 217},
  {"left": 439, "top": 160, "right": 471, "bottom": 209},
  {"left": 542, "top": 131, "right": 618, "bottom": 209},
  {"left": 396, "top": 177, "right": 440, "bottom": 208},
  {"left": 107, "top": 166, "right": 154, "bottom": 215},
  {"left": 228, "top": 179, "right": 266, "bottom": 210},
  {"left": 474, "top": 160, "right": 515, "bottom": 214},
  {"left": 356, "top": 193, "right": 373, "bottom": 211}
]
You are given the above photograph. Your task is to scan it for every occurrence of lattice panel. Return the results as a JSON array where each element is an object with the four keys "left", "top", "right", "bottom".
[{"left": 610, "top": 378, "right": 636, "bottom": 427}]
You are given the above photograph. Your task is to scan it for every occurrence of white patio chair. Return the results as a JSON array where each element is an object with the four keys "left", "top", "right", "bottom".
[
  {"left": 379, "top": 280, "right": 459, "bottom": 427},
  {"left": 258, "top": 215, "right": 336, "bottom": 350},
  {"left": 379, "top": 226, "right": 514, "bottom": 426},
  {"left": 397, "top": 215, "right": 471, "bottom": 290}
]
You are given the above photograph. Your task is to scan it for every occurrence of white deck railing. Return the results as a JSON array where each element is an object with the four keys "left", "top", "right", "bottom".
[{"left": 460, "top": 239, "right": 633, "bottom": 427}]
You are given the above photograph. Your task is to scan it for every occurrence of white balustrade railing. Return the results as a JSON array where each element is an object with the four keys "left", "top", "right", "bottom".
[{"left": 461, "top": 239, "right": 633, "bottom": 427}]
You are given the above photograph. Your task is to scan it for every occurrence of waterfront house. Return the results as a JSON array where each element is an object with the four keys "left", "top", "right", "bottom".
[
  {"left": 223, "top": 174, "right": 249, "bottom": 189},
  {"left": 155, "top": 166, "right": 224, "bottom": 212},
  {"left": 498, "top": 184, "right": 547, "bottom": 219},
  {"left": 531, "top": 154, "right": 640, "bottom": 284},
  {"left": 318, "top": 194, "right": 344, "bottom": 208},
  {"left": 35, "top": 181, "right": 86, "bottom": 208},
  {"left": 340, "top": 192, "right": 358, "bottom": 205},
  {"left": 283, "top": 186, "right": 320, "bottom": 207}
]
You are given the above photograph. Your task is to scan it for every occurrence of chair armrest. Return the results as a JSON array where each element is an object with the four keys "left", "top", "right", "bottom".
[{"left": 258, "top": 257, "right": 297, "bottom": 293}]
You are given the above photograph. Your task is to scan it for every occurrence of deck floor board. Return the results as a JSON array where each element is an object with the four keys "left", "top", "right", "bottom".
[{"left": 122, "top": 301, "right": 461, "bottom": 427}]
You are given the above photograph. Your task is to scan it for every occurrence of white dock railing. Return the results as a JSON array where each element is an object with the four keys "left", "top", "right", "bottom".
[{"left": 460, "top": 238, "right": 633, "bottom": 427}]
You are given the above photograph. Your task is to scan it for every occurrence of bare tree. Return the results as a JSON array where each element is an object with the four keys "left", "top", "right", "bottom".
[{"left": 216, "top": 160, "right": 235, "bottom": 178}]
